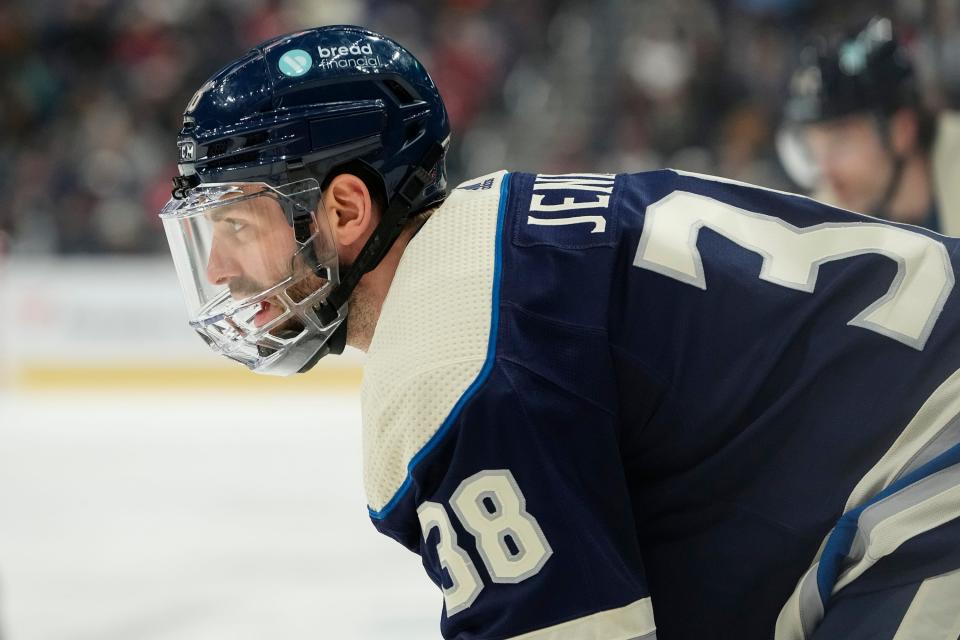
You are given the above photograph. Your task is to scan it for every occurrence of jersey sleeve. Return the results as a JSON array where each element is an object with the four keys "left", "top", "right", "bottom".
[{"left": 375, "top": 360, "right": 656, "bottom": 640}]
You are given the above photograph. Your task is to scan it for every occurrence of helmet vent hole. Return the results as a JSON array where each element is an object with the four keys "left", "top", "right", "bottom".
[
  {"left": 405, "top": 122, "right": 424, "bottom": 144},
  {"left": 223, "top": 152, "right": 259, "bottom": 166},
  {"left": 384, "top": 79, "right": 417, "bottom": 105},
  {"left": 243, "top": 131, "right": 269, "bottom": 148},
  {"left": 206, "top": 139, "right": 233, "bottom": 156}
]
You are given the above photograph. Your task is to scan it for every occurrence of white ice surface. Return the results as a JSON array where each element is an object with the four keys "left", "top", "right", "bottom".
[{"left": 0, "top": 391, "right": 439, "bottom": 640}]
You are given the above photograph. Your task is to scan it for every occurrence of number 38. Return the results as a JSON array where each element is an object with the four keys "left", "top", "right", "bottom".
[{"left": 417, "top": 470, "right": 553, "bottom": 616}]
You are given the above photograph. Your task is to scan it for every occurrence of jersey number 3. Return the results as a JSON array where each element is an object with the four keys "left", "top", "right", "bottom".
[
  {"left": 417, "top": 470, "right": 553, "bottom": 616},
  {"left": 633, "top": 191, "right": 954, "bottom": 350}
]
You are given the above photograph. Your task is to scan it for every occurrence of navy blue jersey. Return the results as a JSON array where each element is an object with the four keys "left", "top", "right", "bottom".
[{"left": 359, "top": 170, "right": 960, "bottom": 640}]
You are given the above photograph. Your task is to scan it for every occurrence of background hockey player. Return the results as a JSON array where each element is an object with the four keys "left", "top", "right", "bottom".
[
  {"left": 160, "top": 25, "right": 960, "bottom": 640},
  {"left": 779, "top": 16, "right": 960, "bottom": 234}
]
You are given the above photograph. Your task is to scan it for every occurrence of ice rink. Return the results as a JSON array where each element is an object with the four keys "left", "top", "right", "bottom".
[{"left": 0, "top": 389, "right": 440, "bottom": 640}]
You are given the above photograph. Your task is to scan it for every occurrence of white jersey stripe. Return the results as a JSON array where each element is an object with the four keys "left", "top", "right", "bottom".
[
  {"left": 833, "top": 470, "right": 960, "bottom": 593},
  {"left": 773, "top": 564, "right": 819, "bottom": 640},
  {"left": 506, "top": 597, "right": 656, "bottom": 640},
  {"left": 892, "top": 568, "right": 960, "bottom": 640},
  {"left": 843, "top": 366, "right": 960, "bottom": 511},
  {"left": 775, "top": 367, "right": 960, "bottom": 640}
]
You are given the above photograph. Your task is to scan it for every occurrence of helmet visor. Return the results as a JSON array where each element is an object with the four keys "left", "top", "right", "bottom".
[
  {"left": 775, "top": 124, "right": 823, "bottom": 191},
  {"left": 159, "top": 179, "right": 341, "bottom": 372}
]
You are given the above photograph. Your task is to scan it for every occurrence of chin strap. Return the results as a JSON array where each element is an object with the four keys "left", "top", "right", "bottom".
[
  {"left": 297, "top": 318, "right": 348, "bottom": 373},
  {"left": 315, "top": 141, "right": 445, "bottom": 325},
  {"left": 869, "top": 114, "right": 907, "bottom": 220},
  {"left": 871, "top": 153, "right": 906, "bottom": 220},
  {"left": 295, "top": 142, "right": 444, "bottom": 374}
]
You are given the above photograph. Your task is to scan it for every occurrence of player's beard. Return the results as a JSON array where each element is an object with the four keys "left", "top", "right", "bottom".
[
  {"left": 225, "top": 256, "right": 376, "bottom": 350},
  {"left": 271, "top": 273, "right": 329, "bottom": 337},
  {"left": 344, "top": 276, "right": 377, "bottom": 351},
  {"left": 229, "top": 270, "right": 329, "bottom": 338},
  {"left": 280, "top": 265, "right": 376, "bottom": 351}
]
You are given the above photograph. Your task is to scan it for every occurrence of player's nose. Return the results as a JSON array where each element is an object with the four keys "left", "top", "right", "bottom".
[{"left": 205, "top": 240, "right": 241, "bottom": 286}]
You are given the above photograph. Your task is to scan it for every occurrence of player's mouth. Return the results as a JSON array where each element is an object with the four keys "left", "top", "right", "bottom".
[{"left": 253, "top": 299, "right": 283, "bottom": 328}]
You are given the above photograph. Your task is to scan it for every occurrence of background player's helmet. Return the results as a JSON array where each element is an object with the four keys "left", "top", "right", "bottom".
[
  {"left": 160, "top": 26, "right": 450, "bottom": 375},
  {"left": 777, "top": 17, "right": 918, "bottom": 189},
  {"left": 784, "top": 17, "right": 917, "bottom": 126}
]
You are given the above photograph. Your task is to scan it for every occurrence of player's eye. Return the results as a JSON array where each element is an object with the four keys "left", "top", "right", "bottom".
[{"left": 224, "top": 218, "right": 248, "bottom": 234}]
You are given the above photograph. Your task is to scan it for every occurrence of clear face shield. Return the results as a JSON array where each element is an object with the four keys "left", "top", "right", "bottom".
[
  {"left": 159, "top": 179, "right": 346, "bottom": 375},
  {"left": 775, "top": 123, "right": 823, "bottom": 193}
]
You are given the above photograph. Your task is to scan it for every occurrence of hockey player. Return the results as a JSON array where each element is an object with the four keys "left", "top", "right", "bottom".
[
  {"left": 160, "top": 26, "right": 960, "bottom": 640},
  {"left": 779, "top": 16, "right": 960, "bottom": 234}
]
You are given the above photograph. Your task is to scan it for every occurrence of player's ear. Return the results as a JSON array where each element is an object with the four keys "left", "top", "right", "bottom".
[
  {"left": 889, "top": 108, "right": 919, "bottom": 155},
  {"left": 321, "top": 173, "right": 376, "bottom": 254}
]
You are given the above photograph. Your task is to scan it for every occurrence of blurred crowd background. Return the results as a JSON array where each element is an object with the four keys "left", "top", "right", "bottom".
[
  {"left": 3, "top": 0, "right": 960, "bottom": 256},
  {"left": 3, "top": 4, "right": 960, "bottom": 639}
]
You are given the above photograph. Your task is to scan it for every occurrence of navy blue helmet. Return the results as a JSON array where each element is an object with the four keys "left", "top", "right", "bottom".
[
  {"left": 784, "top": 17, "right": 917, "bottom": 126},
  {"left": 174, "top": 25, "right": 449, "bottom": 211}
]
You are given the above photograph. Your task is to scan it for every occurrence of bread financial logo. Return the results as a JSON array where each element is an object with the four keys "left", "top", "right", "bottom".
[
  {"left": 316, "top": 42, "right": 382, "bottom": 70},
  {"left": 277, "top": 49, "right": 313, "bottom": 77},
  {"left": 317, "top": 43, "right": 373, "bottom": 57}
]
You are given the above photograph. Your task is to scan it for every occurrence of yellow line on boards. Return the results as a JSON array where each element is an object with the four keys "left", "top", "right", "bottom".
[{"left": 12, "top": 364, "right": 363, "bottom": 392}]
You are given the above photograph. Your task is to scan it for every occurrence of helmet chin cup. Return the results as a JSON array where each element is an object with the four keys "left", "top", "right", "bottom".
[{"left": 296, "top": 319, "right": 348, "bottom": 375}]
